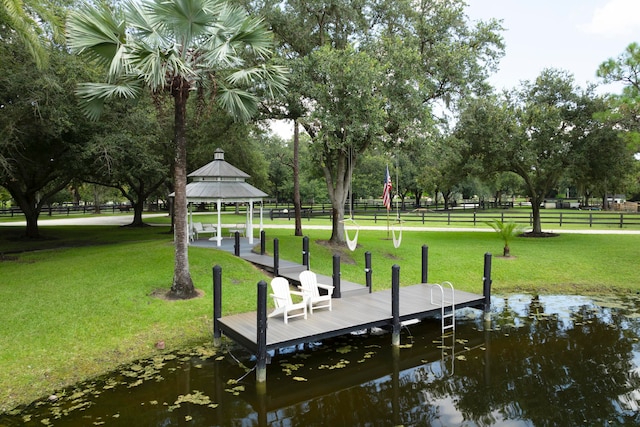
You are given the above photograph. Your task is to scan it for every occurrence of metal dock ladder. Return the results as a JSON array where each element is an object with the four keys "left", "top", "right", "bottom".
[{"left": 431, "top": 281, "right": 456, "bottom": 334}]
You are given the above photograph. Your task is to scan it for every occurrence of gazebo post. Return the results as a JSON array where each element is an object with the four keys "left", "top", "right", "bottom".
[
  {"left": 216, "top": 199, "right": 222, "bottom": 247},
  {"left": 259, "top": 201, "right": 264, "bottom": 234},
  {"left": 248, "top": 200, "right": 254, "bottom": 244}
]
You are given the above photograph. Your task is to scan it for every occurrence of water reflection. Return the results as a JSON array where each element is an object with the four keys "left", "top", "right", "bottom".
[{"left": 2, "top": 295, "right": 640, "bottom": 426}]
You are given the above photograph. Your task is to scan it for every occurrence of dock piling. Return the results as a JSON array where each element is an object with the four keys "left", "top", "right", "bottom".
[
  {"left": 421, "top": 245, "right": 428, "bottom": 284},
  {"left": 332, "top": 254, "right": 341, "bottom": 298},
  {"left": 391, "top": 264, "right": 400, "bottom": 346},
  {"left": 364, "top": 251, "right": 372, "bottom": 293},
  {"left": 213, "top": 265, "right": 222, "bottom": 347},
  {"left": 256, "top": 280, "right": 268, "bottom": 383},
  {"left": 302, "top": 236, "right": 309, "bottom": 269},
  {"left": 483, "top": 253, "right": 492, "bottom": 324},
  {"left": 273, "top": 238, "right": 279, "bottom": 277}
]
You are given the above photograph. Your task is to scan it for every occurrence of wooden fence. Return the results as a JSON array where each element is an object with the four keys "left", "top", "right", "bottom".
[{"left": 270, "top": 208, "right": 640, "bottom": 229}]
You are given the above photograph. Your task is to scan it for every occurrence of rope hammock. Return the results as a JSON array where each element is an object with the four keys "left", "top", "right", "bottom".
[
  {"left": 391, "top": 220, "right": 402, "bottom": 249},
  {"left": 343, "top": 144, "right": 359, "bottom": 251},
  {"left": 342, "top": 217, "right": 360, "bottom": 251}
]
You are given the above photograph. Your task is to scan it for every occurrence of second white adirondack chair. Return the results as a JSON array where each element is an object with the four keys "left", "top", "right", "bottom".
[{"left": 298, "top": 270, "right": 334, "bottom": 314}]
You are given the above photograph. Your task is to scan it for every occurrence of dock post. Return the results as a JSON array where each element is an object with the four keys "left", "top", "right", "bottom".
[
  {"left": 213, "top": 265, "right": 222, "bottom": 347},
  {"left": 234, "top": 231, "right": 240, "bottom": 256},
  {"left": 391, "top": 264, "right": 400, "bottom": 347},
  {"left": 483, "top": 253, "right": 492, "bottom": 324},
  {"left": 302, "top": 236, "right": 309, "bottom": 270},
  {"left": 273, "top": 238, "right": 279, "bottom": 277},
  {"left": 332, "top": 254, "right": 341, "bottom": 298},
  {"left": 260, "top": 230, "right": 266, "bottom": 255},
  {"left": 364, "top": 251, "right": 372, "bottom": 293},
  {"left": 421, "top": 245, "right": 428, "bottom": 283},
  {"left": 256, "top": 280, "right": 268, "bottom": 383}
]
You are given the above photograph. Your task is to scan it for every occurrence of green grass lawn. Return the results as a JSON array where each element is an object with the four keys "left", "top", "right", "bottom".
[{"left": 1, "top": 221, "right": 640, "bottom": 412}]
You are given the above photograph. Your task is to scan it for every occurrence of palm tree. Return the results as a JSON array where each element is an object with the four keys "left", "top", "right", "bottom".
[
  {"left": 1, "top": 0, "right": 63, "bottom": 68},
  {"left": 67, "top": 0, "right": 287, "bottom": 299},
  {"left": 486, "top": 219, "right": 525, "bottom": 257}
]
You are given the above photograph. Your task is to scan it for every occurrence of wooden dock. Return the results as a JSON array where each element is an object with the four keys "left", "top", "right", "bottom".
[
  {"left": 205, "top": 235, "right": 492, "bottom": 381},
  {"left": 216, "top": 282, "right": 485, "bottom": 354}
]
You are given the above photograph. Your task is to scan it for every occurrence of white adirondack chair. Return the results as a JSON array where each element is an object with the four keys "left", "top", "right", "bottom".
[
  {"left": 298, "top": 270, "right": 334, "bottom": 313},
  {"left": 269, "top": 277, "right": 307, "bottom": 324}
]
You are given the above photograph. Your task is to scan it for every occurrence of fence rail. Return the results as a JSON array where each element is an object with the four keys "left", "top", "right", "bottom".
[
  {"left": 269, "top": 208, "right": 640, "bottom": 229},
  {"left": 0, "top": 204, "right": 139, "bottom": 218}
]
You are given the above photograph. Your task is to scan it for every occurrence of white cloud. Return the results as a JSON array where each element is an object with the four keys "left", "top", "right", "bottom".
[{"left": 580, "top": 0, "right": 640, "bottom": 37}]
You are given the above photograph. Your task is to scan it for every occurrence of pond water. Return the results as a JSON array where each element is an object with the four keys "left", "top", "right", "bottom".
[{"left": 2, "top": 294, "right": 640, "bottom": 426}]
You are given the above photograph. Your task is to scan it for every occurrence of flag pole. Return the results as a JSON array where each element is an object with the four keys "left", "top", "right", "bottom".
[{"left": 386, "top": 206, "right": 390, "bottom": 238}]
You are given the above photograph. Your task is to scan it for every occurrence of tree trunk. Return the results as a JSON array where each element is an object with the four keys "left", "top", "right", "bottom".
[
  {"left": 325, "top": 153, "right": 349, "bottom": 245},
  {"left": 530, "top": 195, "right": 543, "bottom": 234},
  {"left": 442, "top": 190, "right": 452, "bottom": 210},
  {"left": 131, "top": 199, "right": 145, "bottom": 226},
  {"left": 10, "top": 190, "right": 41, "bottom": 238},
  {"left": 293, "top": 120, "right": 302, "bottom": 236},
  {"left": 169, "top": 80, "right": 196, "bottom": 299},
  {"left": 93, "top": 185, "right": 102, "bottom": 214}
]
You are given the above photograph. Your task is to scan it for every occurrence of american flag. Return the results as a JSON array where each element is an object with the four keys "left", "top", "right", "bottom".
[{"left": 382, "top": 166, "right": 392, "bottom": 211}]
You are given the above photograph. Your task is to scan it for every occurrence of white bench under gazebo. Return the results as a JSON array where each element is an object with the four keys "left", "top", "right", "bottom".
[{"left": 178, "top": 148, "right": 267, "bottom": 247}]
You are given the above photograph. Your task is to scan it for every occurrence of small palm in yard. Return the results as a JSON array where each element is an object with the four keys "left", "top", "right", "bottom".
[{"left": 487, "top": 219, "right": 525, "bottom": 257}]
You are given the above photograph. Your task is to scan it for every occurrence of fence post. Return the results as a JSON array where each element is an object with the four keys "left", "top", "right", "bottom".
[
  {"left": 234, "top": 231, "right": 240, "bottom": 256},
  {"left": 260, "top": 230, "right": 266, "bottom": 255},
  {"left": 620, "top": 213, "right": 623, "bottom": 228}
]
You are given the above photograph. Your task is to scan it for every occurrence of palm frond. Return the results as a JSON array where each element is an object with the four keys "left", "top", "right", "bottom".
[
  {"left": 66, "top": 3, "right": 126, "bottom": 66},
  {"left": 217, "top": 87, "right": 258, "bottom": 122},
  {"left": 486, "top": 219, "right": 525, "bottom": 243},
  {"left": 75, "top": 81, "right": 142, "bottom": 120},
  {"left": 229, "top": 15, "right": 274, "bottom": 58},
  {"left": 2, "top": 0, "right": 49, "bottom": 68},
  {"left": 226, "top": 65, "right": 288, "bottom": 97}
]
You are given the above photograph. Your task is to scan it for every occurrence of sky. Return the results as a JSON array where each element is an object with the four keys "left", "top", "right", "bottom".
[
  {"left": 271, "top": 0, "right": 640, "bottom": 138},
  {"left": 465, "top": 0, "right": 640, "bottom": 94}
]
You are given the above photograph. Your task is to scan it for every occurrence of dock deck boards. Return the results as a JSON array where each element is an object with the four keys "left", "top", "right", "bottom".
[{"left": 217, "top": 283, "right": 484, "bottom": 352}]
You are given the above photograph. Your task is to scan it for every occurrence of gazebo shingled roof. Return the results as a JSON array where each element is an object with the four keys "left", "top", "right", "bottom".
[{"left": 184, "top": 148, "right": 267, "bottom": 202}]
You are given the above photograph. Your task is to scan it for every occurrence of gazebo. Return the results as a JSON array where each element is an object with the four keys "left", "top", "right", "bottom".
[{"left": 181, "top": 148, "right": 267, "bottom": 247}]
